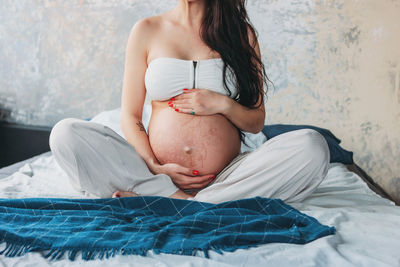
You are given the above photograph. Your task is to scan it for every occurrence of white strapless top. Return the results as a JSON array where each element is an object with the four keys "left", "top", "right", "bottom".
[{"left": 144, "top": 57, "right": 238, "bottom": 101}]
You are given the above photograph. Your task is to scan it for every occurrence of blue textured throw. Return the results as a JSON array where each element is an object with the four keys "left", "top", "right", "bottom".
[{"left": 0, "top": 196, "right": 335, "bottom": 261}]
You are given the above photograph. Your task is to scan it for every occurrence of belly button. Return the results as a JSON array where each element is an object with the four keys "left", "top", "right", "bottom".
[{"left": 183, "top": 146, "right": 192, "bottom": 154}]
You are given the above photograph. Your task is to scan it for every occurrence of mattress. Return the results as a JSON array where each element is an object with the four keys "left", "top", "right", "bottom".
[{"left": 1, "top": 149, "right": 399, "bottom": 267}]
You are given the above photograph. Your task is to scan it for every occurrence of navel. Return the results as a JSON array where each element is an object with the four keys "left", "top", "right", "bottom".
[{"left": 183, "top": 146, "right": 192, "bottom": 154}]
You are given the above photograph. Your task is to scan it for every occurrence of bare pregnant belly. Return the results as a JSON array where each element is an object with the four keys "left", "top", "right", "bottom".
[{"left": 148, "top": 101, "right": 241, "bottom": 176}]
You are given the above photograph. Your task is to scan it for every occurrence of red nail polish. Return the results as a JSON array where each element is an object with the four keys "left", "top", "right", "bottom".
[
  {"left": 168, "top": 101, "right": 172, "bottom": 104},
  {"left": 169, "top": 103, "right": 173, "bottom": 107},
  {"left": 171, "top": 97, "right": 175, "bottom": 100},
  {"left": 183, "top": 88, "right": 189, "bottom": 91},
  {"left": 175, "top": 108, "right": 179, "bottom": 112},
  {"left": 192, "top": 170, "right": 199, "bottom": 175},
  {"left": 211, "top": 175, "right": 216, "bottom": 179},
  {"left": 116, "top": 194, "right": 120, "bottom": 198}
]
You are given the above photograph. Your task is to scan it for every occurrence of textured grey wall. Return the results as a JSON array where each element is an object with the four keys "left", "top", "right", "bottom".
[
  {"left": 0, "top": 0, "right": 173, "bottom": 125},
  {"left": 1, "top": 0, "right": 399, "bottom": 202}
]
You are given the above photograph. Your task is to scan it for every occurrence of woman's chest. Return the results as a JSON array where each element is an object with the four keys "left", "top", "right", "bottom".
[{"left": 144, "top": 58, "right": 238, "bottom": 101}]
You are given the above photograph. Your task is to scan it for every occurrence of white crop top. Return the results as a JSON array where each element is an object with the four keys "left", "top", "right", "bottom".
[{"left": 144, "top": 57, "right": 238, "bottom": 101}]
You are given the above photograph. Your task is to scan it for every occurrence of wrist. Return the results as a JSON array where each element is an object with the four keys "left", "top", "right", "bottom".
[
  {"left": 146, "top": 158, "right": 162, "bottom": 174},
  {"left": 220, "top": 95, "right": 234, "bottom": 115}
]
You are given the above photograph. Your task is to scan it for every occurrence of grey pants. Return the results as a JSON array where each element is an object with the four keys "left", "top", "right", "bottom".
[{"left": 49, "top": 118, "right": 330, "bottom": 203}]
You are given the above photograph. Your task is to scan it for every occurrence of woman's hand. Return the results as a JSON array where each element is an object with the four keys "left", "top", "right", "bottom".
[
  {"left": 154, "top": 162, "right": 216, "bottom": 190},
  {"left": 168, "top": 88, "right": 229, "bottom": 116}
]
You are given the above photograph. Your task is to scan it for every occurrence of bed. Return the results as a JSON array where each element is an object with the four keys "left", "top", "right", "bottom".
[{"left": 1, "top": 108, "right": 399, "bottom": 267}]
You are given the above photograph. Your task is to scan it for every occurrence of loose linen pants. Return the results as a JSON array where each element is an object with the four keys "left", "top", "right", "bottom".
[{"left": 49, "top": 118, "right": 330, "bottom": 203}]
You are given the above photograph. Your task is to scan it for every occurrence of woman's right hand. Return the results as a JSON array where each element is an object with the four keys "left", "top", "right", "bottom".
[{"left": 155, "top": 163, "right": 216, "bottom": 190}]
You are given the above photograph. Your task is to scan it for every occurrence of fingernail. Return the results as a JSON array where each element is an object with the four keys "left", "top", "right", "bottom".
[
  {"left": 192, "top": 170, "right": 199, "bottom": 175},
  {"left": 211, "top": 175, "right": 216, "bottom": 179},
  {"left": 168, "top": 101, "right": 172, "bottom": 104},
  {"left": 169, "top": 103, "right": 173, "bottom": 107},
  {"left": 183, "top": 88, "right": 189, "bottom": 91},
  {"left": 171, "top": 97, "right": 175, "bottom": 100},
  {"left": 115, "top": 194, "right": 120, "bottom": 198},
  {"left": 175, "top": 108, "right": 179, "bottom": 112}
]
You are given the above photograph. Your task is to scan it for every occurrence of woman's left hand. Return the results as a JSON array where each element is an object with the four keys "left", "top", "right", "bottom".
[{"left": 168, "top": 88, "right": 228, "bottom": 116}]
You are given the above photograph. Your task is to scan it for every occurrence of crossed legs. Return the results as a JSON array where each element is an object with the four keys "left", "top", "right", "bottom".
[{"left": 49, "top": 118, "right": 329, "bottom": 203}]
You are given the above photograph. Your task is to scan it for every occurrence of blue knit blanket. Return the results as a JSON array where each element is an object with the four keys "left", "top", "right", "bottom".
[{"left": 0, "top": 196, "right": 335, "bottom": 261}]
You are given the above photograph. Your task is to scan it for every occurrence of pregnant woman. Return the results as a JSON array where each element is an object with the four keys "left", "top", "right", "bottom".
[{"left": 49, "top": 0, "right": 330, "bottom": 203}]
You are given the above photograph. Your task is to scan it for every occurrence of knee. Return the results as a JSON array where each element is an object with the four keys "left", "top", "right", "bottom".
[
  {"left": 297, "top": 129, "right": 330, "bottom": 168},
  {"left": 49, "top": 118, "right": 86, "bottom": 152}
]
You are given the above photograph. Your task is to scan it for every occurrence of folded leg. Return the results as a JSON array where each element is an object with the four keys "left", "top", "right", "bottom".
[
  {"left": 49, "top": 118, "right": 179, "bottom": 198},
  {"left": 193, "top": 129, "right": 330, "bottom": 203}
]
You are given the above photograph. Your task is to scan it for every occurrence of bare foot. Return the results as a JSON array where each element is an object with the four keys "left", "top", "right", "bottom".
[
  {"left": 112, "top": 190, "right": 138, "bottom": 198},
  {"left": 170, "top": 190, "right": 197, "bottom": 200},
  {"left": 112, "top": 189, "right": 196, "bottom": 200}
]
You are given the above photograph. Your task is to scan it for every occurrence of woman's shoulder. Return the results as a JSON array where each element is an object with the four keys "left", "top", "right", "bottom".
[
  {"left": 129, "top": 14, "right": 174, "bottom": 50},
  {"left": 130, "top": 16, "right": 160, "bottom": 36},
  {"left": 130, "top": 11, "right": 174, "bottom": 34}
]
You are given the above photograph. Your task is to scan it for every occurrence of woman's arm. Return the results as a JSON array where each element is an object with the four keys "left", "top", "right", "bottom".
[
  {"left": 120, "top": 19, "right": 160, "bottom": 173},
  {"left": 172, "top": 88, "right": 264, "bottom": 134},
  {"left": 219, "top": 94, "right": 265, "bottom": 134},
  {"left": 173, "top": 89, "right": 264, "bottom": 134},
  {"left": 220, "top": 29, "right": 265, "bottom": 134}
]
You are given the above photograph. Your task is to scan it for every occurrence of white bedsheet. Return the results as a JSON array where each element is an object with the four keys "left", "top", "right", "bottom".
[{"left": 1, "top": 108, "right": 399, "bottom": 266}]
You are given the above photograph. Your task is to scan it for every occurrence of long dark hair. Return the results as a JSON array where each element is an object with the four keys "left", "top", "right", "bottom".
[{"left": 201, "top": 0, "right": 274, "bottom": 144}]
